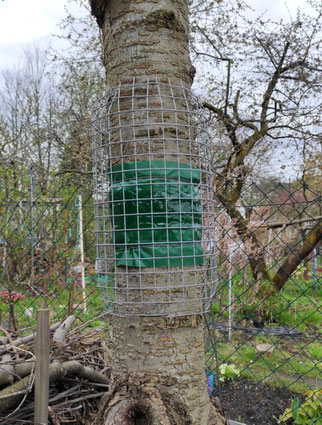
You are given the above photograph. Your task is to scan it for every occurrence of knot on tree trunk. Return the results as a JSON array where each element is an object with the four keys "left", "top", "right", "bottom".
[
  {"left": 94, "top": 373, "right": 192, "bottom": 425},
  {"left": 143, "top": 10, "right": 185, "bottom": 33}
]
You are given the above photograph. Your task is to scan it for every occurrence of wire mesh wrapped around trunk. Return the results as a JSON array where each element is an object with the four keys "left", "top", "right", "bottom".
[{"left": 91, "top": 77, "right": 217, "bottom": 317}]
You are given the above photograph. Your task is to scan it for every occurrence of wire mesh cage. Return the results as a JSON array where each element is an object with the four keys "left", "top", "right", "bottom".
[{"left": 91, "top": 77, "right": 217, "bottom": 317}]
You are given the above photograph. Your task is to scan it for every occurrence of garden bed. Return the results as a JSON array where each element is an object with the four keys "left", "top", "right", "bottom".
[{"left": 214, "top": 379, "right": 303, "bottom": 425}]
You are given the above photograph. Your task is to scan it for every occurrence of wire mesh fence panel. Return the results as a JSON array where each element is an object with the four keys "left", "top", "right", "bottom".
[{"left": 0, "top": 170, "right": 108, "bottom": 422}]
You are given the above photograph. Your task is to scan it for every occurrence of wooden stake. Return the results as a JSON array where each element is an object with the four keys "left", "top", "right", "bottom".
[{"left": 34, "top": 309, "right": 50, "bottom": 425}]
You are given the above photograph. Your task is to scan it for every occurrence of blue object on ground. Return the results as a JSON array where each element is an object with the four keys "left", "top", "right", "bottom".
[{"left": 206, "top": 372, "right": 214, "bottom": 395}]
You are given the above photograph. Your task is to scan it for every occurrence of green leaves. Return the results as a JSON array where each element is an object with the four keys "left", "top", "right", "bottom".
[
  {"left": 291, "top": 398, "right": 300, "bottom": 422},
  {"left": 279, "top": 390, "right": 322, "bottom": 424}
]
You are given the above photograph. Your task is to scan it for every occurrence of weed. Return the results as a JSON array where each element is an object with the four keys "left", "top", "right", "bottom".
[{"left": 279, "top": 389, "right": 322, "bottom": 424}]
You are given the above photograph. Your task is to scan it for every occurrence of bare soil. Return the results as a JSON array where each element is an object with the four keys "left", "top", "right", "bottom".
[{"left": 214, "top": 380, "right": 302, "bottom": 425}]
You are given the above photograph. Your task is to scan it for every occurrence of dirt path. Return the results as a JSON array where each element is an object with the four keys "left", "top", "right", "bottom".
[{"left": 275, "top": 372, "right": 322, "bottom": 389}]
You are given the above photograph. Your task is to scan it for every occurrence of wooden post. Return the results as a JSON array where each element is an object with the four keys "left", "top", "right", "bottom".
[{"left": 34, "top": 309, "right": 50, "bottom": 425}]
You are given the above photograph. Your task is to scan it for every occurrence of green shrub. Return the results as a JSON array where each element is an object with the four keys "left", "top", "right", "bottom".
[{"left": 279, "top": 389, "right": 322, "bottom": 424}]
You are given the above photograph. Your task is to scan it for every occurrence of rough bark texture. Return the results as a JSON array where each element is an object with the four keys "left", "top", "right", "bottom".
[
  {"left": 103, "top": 316, "right": 221, "bottom": 424},
  {"left": 90, "top": 1, "right": 225, "bottom": 423},
  {"left": 91, "top": 0, "right": 191, "bottom": 87}
]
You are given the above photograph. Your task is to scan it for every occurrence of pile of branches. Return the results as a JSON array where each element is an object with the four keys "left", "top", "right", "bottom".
[{"left": 0, "top": 315, "right": 110, "bottom": 424}]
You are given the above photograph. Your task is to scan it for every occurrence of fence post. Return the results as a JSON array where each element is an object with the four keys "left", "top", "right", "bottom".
[
  {"left": 34, "top": 309, "right": 50, "bottom": 425},
  {"left": 228, "top": 244, "right": 233, "bottom": 341},
  {"left": 29, "top": 166, "right": 35, "bottom": 285},
  {"left": 313, "top": 247, "right": 317, "bottom": 290},
  {"left": 76, "top": 195, "right": 87, "bottom": 312}
]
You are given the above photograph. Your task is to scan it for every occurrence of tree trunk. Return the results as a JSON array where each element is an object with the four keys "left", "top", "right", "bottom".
[{"left": 90, "top": 1, "right": 225, "bottom": 424}]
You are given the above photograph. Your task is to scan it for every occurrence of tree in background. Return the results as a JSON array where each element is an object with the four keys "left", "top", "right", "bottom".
[
  {"left": 190, "top": 0, "right": 322, "bottom": 294},
  {"left": 0, "top": 45, "right": 58, "bottom": 192},
  {"left": 51, "top": 0, "right": 105, "bottom": 185},
  {"left": 0, "top": 39, "right": 98, "bottom": 302}
]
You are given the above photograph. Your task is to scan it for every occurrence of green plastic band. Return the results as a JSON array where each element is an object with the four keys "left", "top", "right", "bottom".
[{"left": 110, "top": 161, "right": 204, "bottom": 267}]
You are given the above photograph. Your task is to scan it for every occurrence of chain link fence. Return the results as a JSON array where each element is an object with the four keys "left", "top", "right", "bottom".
[
  {"left": 205, "top": 182, "right": 321, "bottom": 424},
  {"left": 0, "top": 169, "right": 320, "bottom": 423},
  {"left": 0, "top": 169, "right": 104, "bottom": 332}
]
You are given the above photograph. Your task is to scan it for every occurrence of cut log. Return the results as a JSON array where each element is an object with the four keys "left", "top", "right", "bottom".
[
  {"left": 0, "top": 354, "right": 15, "bottom": 386},
  {"left": 0, "top": 337, "right": 7, "bottom": 345},
  {"left": 0, "top": 322, "right": 60, "bottom": 353},
  {"left": 15, "top": 361, "right": 35, "bottom": 378},
  {"left": 0, "top": 360, "right": 109, "bottom": 414},
  {"left": 53, "top": 316, "right": 76, "bottom": 343}
]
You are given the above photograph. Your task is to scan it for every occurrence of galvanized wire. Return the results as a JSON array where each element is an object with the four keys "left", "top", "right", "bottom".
[{"left": 91, "top": 77, "right": 217, "bottom": 316}]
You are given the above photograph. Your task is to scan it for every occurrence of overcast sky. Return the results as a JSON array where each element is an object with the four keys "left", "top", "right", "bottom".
[
  {"left": 0, "top": 0, "right": 84, "bottom": 69},
  {"left": 0, "top": 0, "right": 309, "bottom": 70}
]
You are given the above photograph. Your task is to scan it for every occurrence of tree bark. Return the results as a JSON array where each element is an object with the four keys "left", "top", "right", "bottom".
[
  {"left": 90, "top": 0, "right": 225, "bottom": 424},
  {"left": 272, "top": 222, "right": 322, "bottom": 291},
  {"left": 53, "top": 315, "right": 76, "bottom": 343},
  {"left": 91, "top": 0, "right": 191, "bottom": 87}
]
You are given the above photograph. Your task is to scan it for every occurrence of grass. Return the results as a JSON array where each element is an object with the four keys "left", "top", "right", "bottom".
[
  {"left": 308, "top": 343, "right": 322, "bottom": 360},
  {"left": 209, "top": 264, "right": 321, "bottom": 395},
  {"left": 211, "top": 338, "right": 321, "bottom": 394},
  {"left": 213, "top": 263, "right": 321, "bottom": 329}
]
